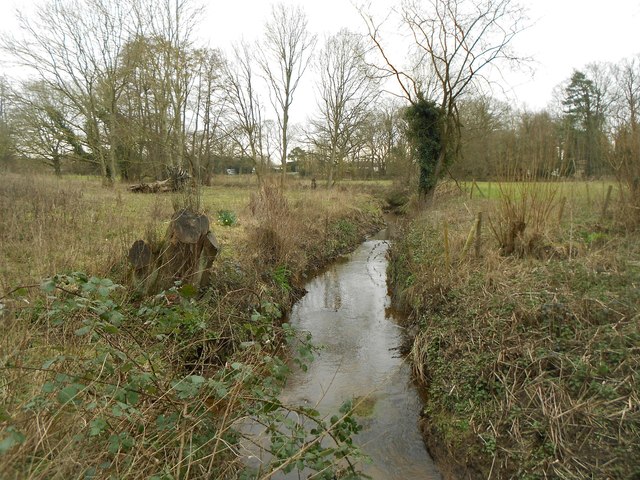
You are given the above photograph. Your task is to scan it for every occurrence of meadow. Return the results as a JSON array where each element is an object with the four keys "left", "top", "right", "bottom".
[{"left": 0, "top": 173, "right": 386, "bottom": 290}]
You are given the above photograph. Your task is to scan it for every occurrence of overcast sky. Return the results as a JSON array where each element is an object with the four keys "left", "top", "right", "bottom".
[{"left": 1, "top": 0, "right": 639, "bottom": 116}]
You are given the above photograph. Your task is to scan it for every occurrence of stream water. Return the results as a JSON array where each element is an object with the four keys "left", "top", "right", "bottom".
[{"left": 241, "top": 231, "right": 441, "bottom": 479}]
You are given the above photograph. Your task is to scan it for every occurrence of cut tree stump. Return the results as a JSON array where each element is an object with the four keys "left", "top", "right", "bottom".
[
  {"left": 128, "top": 239, "right": 152, "bottom": 270},
  {"left": 128, "top": 209, "right": 219, "bottom": 293}
]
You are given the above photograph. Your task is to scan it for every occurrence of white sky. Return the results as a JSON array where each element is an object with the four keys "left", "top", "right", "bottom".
[{"left": 1, "top": 0, "right": 639, "bottom": 118}]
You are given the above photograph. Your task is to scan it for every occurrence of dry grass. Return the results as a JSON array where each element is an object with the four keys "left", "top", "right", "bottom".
[
  {"left": 487, "top": 182, "right": 559, "bottom": 257},
  {"left": 0, "top": 173, "right": 384, "bottom": 291},
  {"left": 244, "top": 179, "right": 381, "bottom": 281},
  {"left": 389, "top": 180, "right": 640, "bottom": 479},
  {"left": 0, "top": 172, "right": 383, "bottom": 479}
]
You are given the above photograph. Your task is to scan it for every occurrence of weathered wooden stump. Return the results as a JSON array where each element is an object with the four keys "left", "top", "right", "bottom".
[{"left": 128, "top": 209, "right": 219, "bottom": 293}]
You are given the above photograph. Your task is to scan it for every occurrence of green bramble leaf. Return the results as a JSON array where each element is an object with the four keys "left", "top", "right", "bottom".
[
  {"left": 57, "top": 384, "right": 83, "bottom": 405},
  {"left": 0, "top": 428, "right": 25, "bottom": 454},
  {"left": 40, "top": 279, "right": 56, "bottom": 293},
  {"left": 89, "top": 418, "right": 108, "bottom": 437},
  {"left": 74, "top": 325, "right": 93, "bottom": 336}
]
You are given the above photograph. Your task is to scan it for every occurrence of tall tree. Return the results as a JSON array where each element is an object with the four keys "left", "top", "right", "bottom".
[
  {"left": 562, "top": 70, "right": 608, "bottom": 176},
  {"left": 10, "top": 82, "right": 87, "bottom": 175},
  {"left": 2, "top": 0, "right": 138, "bottom": 183},
  {"left": 358, "top": 102, "right": 407, "bottom": 179},
  {"left": 515, "top": 109, "right": 562, "bottom": 178},
  {"left": 2, "top": 0, "right": 204, "bottom": 183},
  {"left": 611, "top": 56, "right": 640, "bottom": 198},
  {"left": 0, "top": 77, "right": 14, "bottom": 166},
  {"left": 453, "top": 96, "right": 510, "bottom": 179},
  {"left": 362, "top": 0, "right": 527, "bottom": 199},
  {"left": 259, "top": 3, "right": 316, "bottom": 186},
  {"left": 224, "top": 41, "right": 270, "bottom": 183},
  {"left": 140, "top": 0, "right": 203, "bottom": 170},
  {"left": 311, "top": 29, "right": 379, "bottom": 187},
  {"left": 405, "top": 99, "right": 444, "bottom": 194},
  {"left": 613, "top": 56, "right": 640, "bottom": 131},
  {"left": 188, "top": 48, "right": 226, "bottom": 185}
]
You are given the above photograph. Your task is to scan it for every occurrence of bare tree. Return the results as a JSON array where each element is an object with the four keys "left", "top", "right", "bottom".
[
  {"left": 188, "top": 47, "right": 226, "bottom": 185},
  {"left": 138, "top": 0, "right": 203, "bottom": 170},
  {"left": 611, "top": 55, "right": 640, "bottom": 198},
  {"left": 2, "top": 0, "right": 205, "bottom": 183},
  {"left": 258, "top": 3, "right": 316, "bottom": 186},
  {"left": 612, "top": 56, "right": 640, "bottom": 131},
  {"left": 9, "top": 82, "right": 70, "bottom": 175},
  {"left": 1, "top": 0, "right": 139, "bottom": 183},
  {"left": 223, "top": 41, "right": 270, "bottom": 183},
  {"left": 364, "top": 100, "right": 410, "bottom": 179},
  {"left": 310, "top": 29, "right": 379, "bottom": 187},
  {"left": 362, "top": 0, "right": 527, "bottom": 198},
  {"left": 0, "top": 77, "right": 15, "bottom": 166}
]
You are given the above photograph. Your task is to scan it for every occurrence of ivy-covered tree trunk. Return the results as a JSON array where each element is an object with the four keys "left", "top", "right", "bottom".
[{"left": 404, "top": 99, "right": 444, "bottom": 199}]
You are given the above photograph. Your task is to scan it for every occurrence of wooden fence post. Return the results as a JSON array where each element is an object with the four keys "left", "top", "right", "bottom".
[
  {"left": 462, "top": 222, "right": 476, "bottom": 257},
  {"left": 461, "top": 212, "right": 483, "bottom": 259},
  {"left": 601, "top": 185, "right": 613, "bottom": 220},
  {"left": 558, "top": 197, "right": 567, "bottom": 223},
  {"left": 475, "top": 212, "right": 483, "bottom": 258}
]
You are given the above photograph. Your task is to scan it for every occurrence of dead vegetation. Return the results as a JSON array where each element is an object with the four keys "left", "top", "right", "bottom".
[
  {"left": 389, "top": 180, "right": 640, "bottom": 479},
  {"left": 487, "top": 182, "right": 559, "bottom": 257},
  {"left": 0, "top": 173, "right": 384, "bottom": 479}
]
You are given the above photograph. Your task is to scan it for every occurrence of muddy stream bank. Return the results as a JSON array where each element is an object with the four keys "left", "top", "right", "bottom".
[{"left": 243, "top": 228, "right": 442, "bottom": 478}]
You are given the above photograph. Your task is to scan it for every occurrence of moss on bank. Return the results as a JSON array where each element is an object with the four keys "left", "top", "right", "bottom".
[{"left": 389, "top": 189, "right": 640, "bottom": 479}]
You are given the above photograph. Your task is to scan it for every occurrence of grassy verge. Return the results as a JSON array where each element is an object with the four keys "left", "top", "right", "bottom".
[
  {"left": 0, "top": 173, "right": 384, "bottom": 479},
  {"left": 389, "top": 181, "right": 640, "bottom": 479}
]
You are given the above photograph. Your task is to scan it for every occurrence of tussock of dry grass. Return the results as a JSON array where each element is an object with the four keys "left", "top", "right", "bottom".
[{"left": 389, "top": 182, "right": 640, "bottom": 479}]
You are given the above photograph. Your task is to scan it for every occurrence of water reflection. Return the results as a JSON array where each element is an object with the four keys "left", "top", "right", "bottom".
[{"left": 277, "top": 239, "right": 441, "bottom": 480}]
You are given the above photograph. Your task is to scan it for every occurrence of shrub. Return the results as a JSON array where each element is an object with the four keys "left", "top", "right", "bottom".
[
  {"left": 488, "top": 181, "right": 558, "bottom": 257},
  {"left": 0, "top": 272, "right": 367, "bottom": 479},
  {"left": 246, "top": 182, "right": 297, "bottom": 268}
]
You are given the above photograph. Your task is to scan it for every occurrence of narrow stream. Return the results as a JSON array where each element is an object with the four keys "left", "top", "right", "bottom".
[{"left": 277, "top": 231, "right": 441, "bottom": 479}]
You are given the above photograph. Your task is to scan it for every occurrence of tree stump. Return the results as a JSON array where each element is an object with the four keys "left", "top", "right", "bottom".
[{"left": 128, "top": 209, "right": 219, "bottom": 293}]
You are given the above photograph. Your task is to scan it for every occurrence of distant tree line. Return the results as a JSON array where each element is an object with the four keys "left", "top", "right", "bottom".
[
  {"left": 0, "top": 0, "right": 403, "bottom": 186},
  {"left": 452, "top": 60, "right": 640, "bottom": 183},
  {"left": 0, "top": 0, "right": 637, "bottom": 192}
]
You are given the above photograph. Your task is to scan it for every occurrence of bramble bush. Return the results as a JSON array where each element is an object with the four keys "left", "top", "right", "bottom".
[{"left": 1, "top": 273, "right": 367, "bottom": 479}]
